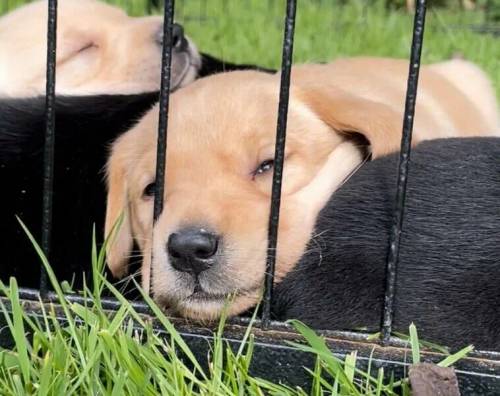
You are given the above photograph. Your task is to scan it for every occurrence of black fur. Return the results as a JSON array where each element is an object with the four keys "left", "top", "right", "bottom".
[
  {"left": 0, "top": 93, "right": 159, "bottom": 288},
  {"left": 198, "top": 53, "right": 275, "bottom": 77},
  {"left": 273, "top": 137, "right": 500, "bottom": 351}
]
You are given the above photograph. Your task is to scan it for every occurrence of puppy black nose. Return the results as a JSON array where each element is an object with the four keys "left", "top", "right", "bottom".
[
  {"left": 167, "top": 228, "right": 219, "bottom": 274},
  {"left": 172, "top": 23, "right": 185, "bottom": 49},
  {"left": 156, "top": 23, "right": 187, "bottom": 51}
]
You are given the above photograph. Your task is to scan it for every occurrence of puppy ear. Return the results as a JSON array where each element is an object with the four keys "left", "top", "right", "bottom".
[
  {"left": 294, "top": 141, "right": 364, "bottom": 212},
  {"left": 298, "top": 86, "right": 404, "bottom": 158},
  {"left": 104, "top": 152, "right": 133, "bottom": 278}
]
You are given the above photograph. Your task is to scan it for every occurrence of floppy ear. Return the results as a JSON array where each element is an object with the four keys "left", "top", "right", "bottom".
[
  {"left": 104, "top": 152, "right": 133, "bottom": 278},
  {"left": 298, "top": 86, "right": 404, "bottom": 158}
]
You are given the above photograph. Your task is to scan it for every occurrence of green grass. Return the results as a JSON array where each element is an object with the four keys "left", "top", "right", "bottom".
[
  {"left": 1, "top": 0, "right": 499, "bottom": 96},
  {"left": 0, "top": 220, "right": 474, "bottom": 395},
  {"left": 179, "top": 0, "right": 500, "bottom": 96}
]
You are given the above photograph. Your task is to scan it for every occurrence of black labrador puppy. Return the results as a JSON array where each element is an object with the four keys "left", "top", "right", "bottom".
[{"left": 273, "top": 137, "right": 500, "bottom": 350}]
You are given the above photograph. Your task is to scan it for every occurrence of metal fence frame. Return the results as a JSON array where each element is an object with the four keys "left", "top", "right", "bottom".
[
  {"left": 4, "top": 0, "right": 500, "bottom": 391},
  {"left": 38, "top": 0, "right": 423, "bottom": 340}
]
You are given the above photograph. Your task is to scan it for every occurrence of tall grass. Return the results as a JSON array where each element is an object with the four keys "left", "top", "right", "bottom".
[
  {"left": 0, "top": 220, "right": 474, "bottom": 395},
  {"left": 2, "top": 0, "right": 499, "bottom": 95}
]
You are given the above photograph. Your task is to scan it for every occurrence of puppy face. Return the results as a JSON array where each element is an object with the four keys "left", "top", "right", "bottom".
[
  {"left": 104, "top": 70, "right": 407, "bottom": 320},
  {"left": 0, "top": 0, "right": 200, "bottom": 96}
]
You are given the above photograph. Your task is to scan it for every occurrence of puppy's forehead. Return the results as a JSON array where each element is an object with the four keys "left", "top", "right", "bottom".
[
  {"left": 167, "top": 71, "right": 322, "bottom": 156},
  {"left": 1, "top": 0, "right": 128, "bottom": 30},
  {"left": 10, "top": 0, "right": 117, "bottom": 15},
  {"left": 0, "top": 1, "right": 128, "bottom": 53},
  {"left": 171, "top": 71, "right": 280, "bottom": 139},
  {"left": 120, "top": 70, "right": 329, "bottom": 173}
]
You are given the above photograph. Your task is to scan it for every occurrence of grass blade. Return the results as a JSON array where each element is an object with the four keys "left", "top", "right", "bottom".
[
  {"left": 409, "top": 323, "right": 420, "bottom": 365},
  {"left": 438, "top": 345, "right": 474, "bottom": 367}
]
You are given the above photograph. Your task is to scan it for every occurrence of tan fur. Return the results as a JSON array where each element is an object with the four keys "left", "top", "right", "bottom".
[
  {"left": 428, "top": 59, "right": 499, "bottom": 131},
  {"left": 0, "top": 0, "right": 200, "bottom": 96},
  {"left": 292, "top": 58, "right": 499, "bottom": 141},
  {"left": 105, "top": 57, "right": 499, "bottom": 320},
  {"left": 104, "top": 150, "right": 134, "bottom": 278}
]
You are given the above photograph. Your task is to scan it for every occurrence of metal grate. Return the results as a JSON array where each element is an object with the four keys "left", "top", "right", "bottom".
[{"left": 35, "top": 0, "right": 429, "bottom": 336}]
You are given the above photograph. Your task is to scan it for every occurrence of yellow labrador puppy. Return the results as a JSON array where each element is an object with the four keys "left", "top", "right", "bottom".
[
  {"left": 105, "top": 57, "right": 499, "bottom": 320},
  {"left": 0, "top": 0, "right": 200, "bottom": 96}
]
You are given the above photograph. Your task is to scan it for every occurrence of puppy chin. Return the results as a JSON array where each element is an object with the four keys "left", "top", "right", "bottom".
[
  {"left": 174, "top": 293, "right": 261, "bottom": 321},
  {"left": 152, "top": 270, "right": 262, "bottom": 320}
]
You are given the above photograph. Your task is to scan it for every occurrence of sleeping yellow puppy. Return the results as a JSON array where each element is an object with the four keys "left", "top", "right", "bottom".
[
  {"left": 0, "top": 0, "right": 200, "bottom": 96},
  {"left": 105, "top": 56, "right": 499, "bottom": 320}
]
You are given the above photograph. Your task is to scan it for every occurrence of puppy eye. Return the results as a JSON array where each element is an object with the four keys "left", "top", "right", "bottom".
[
  {"left": 253, "top": 159, "right": 274, "bottom": 177},
  {"left": 142, "top": 181, "right": 156, "bottom": 198}
]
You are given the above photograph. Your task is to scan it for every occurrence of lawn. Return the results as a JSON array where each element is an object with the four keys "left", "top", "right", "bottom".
[{"left": 2, "top": 0, "right": 499, "bottom": 96}]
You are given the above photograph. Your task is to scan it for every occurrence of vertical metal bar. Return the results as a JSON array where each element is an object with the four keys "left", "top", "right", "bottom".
[
  {"left": 381, "top": 0, "right": 427, "bottom": 343},
  {"left": 261, "top": 0, "right": 297, "bottom": 328},
  {"left": 40, "top": 0, "right": 58, "bottom": 297},
  {"left": 151, "top": 0, "right": 175, "bottom": 289}
]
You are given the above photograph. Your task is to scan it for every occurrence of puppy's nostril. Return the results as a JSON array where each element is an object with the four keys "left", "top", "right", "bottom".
[
  {"left": 167, "top": 228, "right": 219, "bottom": 275},
  {"left": 156, "top": 23, "right": 186, "bottom": 51},
  {"left": 169, "top": 249, "right": 181, "bottom": 259},
  {"left": 172, "top": 23, "right": 184, "bottom": 48},
  {"left": 195, "top": 240, "right": 218, "bottom": 259}
]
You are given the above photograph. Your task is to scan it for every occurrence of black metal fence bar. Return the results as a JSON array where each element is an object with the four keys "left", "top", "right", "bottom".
[
  {"left": 40, "top": 0, "right": 58, "bottom": 297},
  {"left": 381, "top": 0, "right": 427, "bottom": 342},
  {"left": 151, "top": 0, "right": 176, "bottom": 288},
  {"left": 261, "top": 0, "right": 297, "bottom": 327}
]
